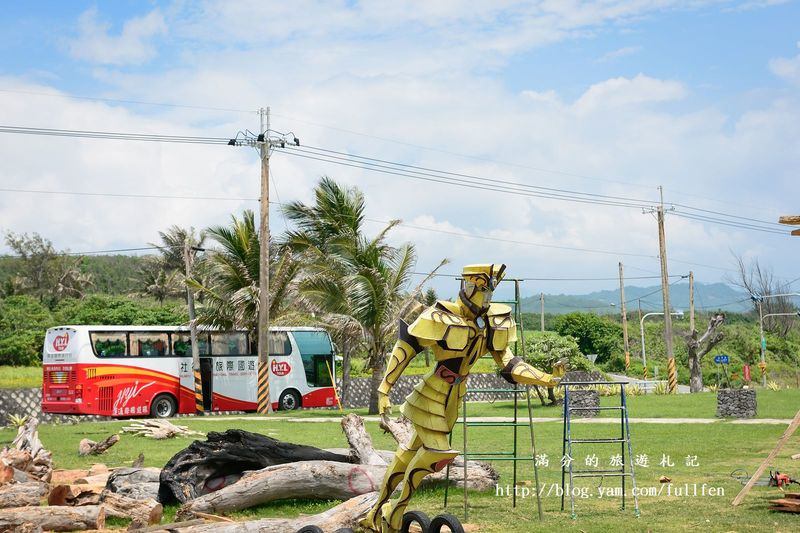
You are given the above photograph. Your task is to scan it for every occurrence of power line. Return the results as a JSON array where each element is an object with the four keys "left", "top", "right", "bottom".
[
  {"left": 0, "top": 187, "right": 258, "bottom": 202},
  {"left": 671, "top": 211, "right": 789, "bottom": 236},
  {"left": 0, "top": 125, "right": 231, "bottom": 145},
  {"left": 411, "top": 271, "right": 683, "bottom": 282}
]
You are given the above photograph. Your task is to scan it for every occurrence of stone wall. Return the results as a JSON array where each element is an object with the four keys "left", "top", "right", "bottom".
[
  {"left": 0, "top": 388, "right": 108, "bottom": 425},
  {"left": 339, "top": 372, "right": 518, "bottom": 408},
  {"left": 716, "top": 388, "right": 757, "bottom": 418},
  {"left": 1, "top": 373, "right": 523, "bottom": 424}
]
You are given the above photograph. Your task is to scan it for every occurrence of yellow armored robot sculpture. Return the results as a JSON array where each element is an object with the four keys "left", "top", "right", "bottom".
[{"left": 362, "top": 264, "right": 564, "bottom": 533}]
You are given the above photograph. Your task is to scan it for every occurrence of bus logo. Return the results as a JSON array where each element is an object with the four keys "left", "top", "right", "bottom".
[
  {"left": 271, "top": 360, "right": 291, "bottom": 376},
  {"left": 52, "top": 333, "right": 69, "bottom": 352}
]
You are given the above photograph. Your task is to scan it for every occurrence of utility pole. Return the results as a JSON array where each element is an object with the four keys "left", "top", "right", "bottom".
[
  {"left": 618, "top": 262, "right": 630, "bottom": 372},
  {"left": 183, "top": 242, "right": 202, "bottom": 414},
  {"left": 540, "top": 292, "right": 545, "bottom": 332},
  {"left": 257, "top": 107, "right": 272, "bottom": 414},
  {"left": 655, "top": 186, "right": 677, "bottom": 393},
  {"left": 689, "top": 271, "right": 695, "bottom": 333}
]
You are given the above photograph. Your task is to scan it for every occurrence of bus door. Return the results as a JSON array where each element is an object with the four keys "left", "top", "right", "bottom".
[
  {"left": 291, "top": 330, "right": 337, "bottom": 408},
  {"left": 200, "top": 357, "right": 214, "bottom": 411},
  {"left": 172, "top": 332, "right": 210, "bottom": 414}
]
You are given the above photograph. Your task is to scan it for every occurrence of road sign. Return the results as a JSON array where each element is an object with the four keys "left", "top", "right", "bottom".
[{"left": 714, "top": 355, "right": 729, "bottom": 365}]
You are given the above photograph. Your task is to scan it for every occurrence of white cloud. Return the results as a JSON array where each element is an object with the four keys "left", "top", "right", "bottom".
[
  {"left": 2, "top": 1, "right": 798, "bottom": 296},
  {"left": 67, "top": 8, "right": 166, "bottom": 65},
  {"left": 596, "top": 46, "right": 642, "bottom": 63},
  {"left": 769, "top": 43, "right": 800, "bottom": 86},
  {"left": 572, "top": 74, "right": 687, "bottom": 114}
]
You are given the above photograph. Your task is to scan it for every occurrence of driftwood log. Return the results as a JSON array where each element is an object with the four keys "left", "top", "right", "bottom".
[
  {"left": 47, "top": 484, "right": 104, "bottom": 506},
  {"left": 0, "top": 418, "right": 52, "bottom": 483},
  {"left": 78, "top": 435, "right": 120, "bottom": 456},
  {"left": 0, "top": 482, "right": 46, "bottom": 508},
  {"left": 177, "top": 414, "right": 497, "bottom": 518},
  {"left": 122, "top": 420, "right": 204, "bottom": 440},
  {"left": 159, "top": 430, "right": 351, "bottom": 503},
  {"left": 101, "top": 491, "right": 163, "bottom": 526},
  {"left": 167, "top": 492, "right": 377, "bottom": 533},
  {"left": 106, "top": 467, "right": 161, "bottom": 501},
  {"left": 0, "top": 505, "right": 104, "bottom": 531}
]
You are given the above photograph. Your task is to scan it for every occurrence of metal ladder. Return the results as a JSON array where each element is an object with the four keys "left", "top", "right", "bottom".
[
  {"left": 560, "top": 380, "right": 640, "bottom": 519},
  {"left": 443, "top": 278, "right": 544, "bottom": 522}
]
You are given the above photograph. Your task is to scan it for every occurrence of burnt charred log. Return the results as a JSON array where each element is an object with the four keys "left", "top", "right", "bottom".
[{"left": 158, "top": 429, "right": 352, "bottom": 503}]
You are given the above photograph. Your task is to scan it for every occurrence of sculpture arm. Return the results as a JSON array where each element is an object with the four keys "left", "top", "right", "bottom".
[
  {"left": 376, "top": 321, "right": 429, "bottom": 413},
  {"left": 491, "top": 347, "right": 561, "bottom": 388}
]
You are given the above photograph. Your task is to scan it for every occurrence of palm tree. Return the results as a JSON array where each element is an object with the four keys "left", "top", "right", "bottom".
[
  {"left": 189, "top": 210, "right": 302, "bottom": 331},
  {"left": 151, "top": 225, "right": 206, "bottom": 273},
  {"left": 287, "top": 177, "right": 447, "bottom": 413},
  {"left": 136, "top": 256, "right": 182, "bottom": 305}
]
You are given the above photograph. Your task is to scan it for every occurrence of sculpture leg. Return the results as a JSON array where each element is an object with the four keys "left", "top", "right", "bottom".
[
  {"left": 380, "top": 445, "right": 459, "bottom": 532},
  {"left": 360, "top": 433, "right": 421, "bottom": 531}
]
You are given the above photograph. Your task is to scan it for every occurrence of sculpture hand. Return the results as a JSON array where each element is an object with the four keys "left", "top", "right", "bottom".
[
  {"left": 552, "top": 357, "right": 568, "bottom": 378},
  {"left": 378, "top": 392, "right": 392, "bottom": 416}
]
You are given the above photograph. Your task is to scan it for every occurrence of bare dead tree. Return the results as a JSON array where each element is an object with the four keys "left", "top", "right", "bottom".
[
  {"left": 730, "top": 255, "right": 797, "bottom": 337},
  {"left": 685, "top": 313, "right": 726, "bottom": 393}
]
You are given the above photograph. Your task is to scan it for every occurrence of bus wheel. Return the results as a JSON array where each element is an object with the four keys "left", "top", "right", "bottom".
[
  {"left": 278, "top": 390, "right": 301, "bottom": 411},
  {"left": 151, "top": 394, "right": 177, "bottom": 418}
]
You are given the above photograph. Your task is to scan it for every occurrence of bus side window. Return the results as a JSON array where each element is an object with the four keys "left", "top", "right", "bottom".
[
  {"left": 172, "top": 333, "right": 210, "bottom": 356},
  {"left": 268, "top": 332, "right": 291, "bottom": 357},
  {"left": 211, "top": 332, "right": 248, "bottom": 355},
  {"left": 90, "top": 332, "right": 127, "bottom": 357},
  {"left": 130, "top": 333, "right": 169, "bottom": 357}
]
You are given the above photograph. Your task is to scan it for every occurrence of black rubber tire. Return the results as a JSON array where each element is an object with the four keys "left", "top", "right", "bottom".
[
  {"left": 402, "top": 510, "right": 431, "bottom": 533},
  {"left": 278, "top": 389, "right": 301, "bottom": 411},
  {"left": 295, "top": 526, "right": 324, "bottom": 533},
  {"left": 150, "top": 394, "right": 177, "bottom": 418},
  {"left": 430, "top": 513, "right": 465, "bottom": 533}
]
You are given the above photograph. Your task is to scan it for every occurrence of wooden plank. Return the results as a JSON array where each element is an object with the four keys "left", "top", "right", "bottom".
[
  {"left": 779, "top": 215, "right": 800, "bottom": 225},
  {"left": 732, "top": 408, "right": 800, "bottom": 506}
]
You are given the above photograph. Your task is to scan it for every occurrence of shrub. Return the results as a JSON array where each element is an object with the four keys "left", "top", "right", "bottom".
[
  {"left": 522, "top": 331, "right": 591, "bottom": 373},
  {"left": 552, "top": 312, "right": 622, "bottom": 364}
]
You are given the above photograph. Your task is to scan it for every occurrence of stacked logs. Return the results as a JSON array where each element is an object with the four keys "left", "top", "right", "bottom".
[{"left": 0, "top": 418, "right": 162, "bottom": 531}]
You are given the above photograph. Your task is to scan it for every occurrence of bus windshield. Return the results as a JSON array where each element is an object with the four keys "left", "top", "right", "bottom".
[{"left": 292, "top": 330, "right": 334, "bottom": 387}]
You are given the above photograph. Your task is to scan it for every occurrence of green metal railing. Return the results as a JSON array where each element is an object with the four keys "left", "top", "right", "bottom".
[{"left": 443, "top": 280, "right": 544, "bottom": 523}]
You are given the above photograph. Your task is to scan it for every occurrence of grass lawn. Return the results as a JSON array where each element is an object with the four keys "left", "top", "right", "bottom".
[
  {"left": 0, "top": 365, "right": 42, "bottom": 388},
  {"left": 260, "top": 388, "right": 800, "bottom": 420},
  {"left": 1, "top": 392, "right": 798, "bottom": 531}
]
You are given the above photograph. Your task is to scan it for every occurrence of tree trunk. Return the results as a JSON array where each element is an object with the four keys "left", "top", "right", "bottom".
[
  {"left": 688, "top": 350, "right": 703, "bottom": 393},
  {"left": 340, "top": 344, "right": 353, "bottom": 407},
  {"left": 341, "top": 414, "right": 385, "bottom": 465},
  {"left": 170, "top": 493, "right": 377, "bottom": 533},
  {"left": 159, "top": 430, "right": 351, "bottom": 503},
  {"left": 0, "top": 482, "right": 46, "bottom": 508},
  {"left": 47, "top": 484, "right": 104, "bottom": 506},
  {"left": 106, "top": 467, "right": 161, "bottom": 501},
  {"left": 177, "top": 461, "right": 384, "bottom": 518},
  {"left": 78, "top": 434, "right": 120, "bottom": 456},
  {"left": 0, "top": 505, "right": 105, "bottom": 531},
  {"left": 367, "top": 348, "right": 386, "bottom": 415},
  {"left": 100, "top": 491, "right": 163, "bottom": 526}
]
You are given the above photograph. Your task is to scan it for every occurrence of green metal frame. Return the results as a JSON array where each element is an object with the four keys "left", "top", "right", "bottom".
[{"left": 443, "top": 279, "right": 544, "bottom": 522}]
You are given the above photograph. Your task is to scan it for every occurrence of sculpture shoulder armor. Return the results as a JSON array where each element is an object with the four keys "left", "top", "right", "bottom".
[
  {"left": 407, "top": 301, "right": 470, "bottom": 350},
  {"left": 487, "top": 303, "right": 517, "bottom": 351}
]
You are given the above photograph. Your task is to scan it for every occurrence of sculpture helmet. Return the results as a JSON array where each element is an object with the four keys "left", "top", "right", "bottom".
[{"left": 459, "top": 263, "right": 506, "bottom": 315}]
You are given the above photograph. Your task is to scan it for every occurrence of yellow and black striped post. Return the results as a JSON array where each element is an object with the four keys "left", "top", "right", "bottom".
[
  {"left": 194, "top": 368, "right": 204, "bottom": 414},
  {"left": 257, "top": 360, "right": 271, "bottom": 413},
  {"left": 624, "top": 350, "right": 630, "bottom": 372},
  {"left": 667, "top": 357, "right": 678, "bottom": 393},
  {"left": 642, "top": 365, "right": 648, "bottom": 381}
]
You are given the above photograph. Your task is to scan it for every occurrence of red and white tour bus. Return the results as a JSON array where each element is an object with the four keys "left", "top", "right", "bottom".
[{"left": 41, "top": 325, "right": 338, "bottom": 417}]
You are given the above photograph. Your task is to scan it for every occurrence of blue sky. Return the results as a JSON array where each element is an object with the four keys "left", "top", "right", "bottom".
[{"left": 0, "top": 1, "right": 798, "bottom": 299}]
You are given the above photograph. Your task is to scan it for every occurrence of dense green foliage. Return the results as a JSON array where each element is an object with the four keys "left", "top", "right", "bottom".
[
  {"left": 552, "top": 312, "right": 622, "bottom": 364},
  {"left": 522, "top": 330, "right": 592, "bottom": 372},
  {"left": 0, "top": 294, "right": 186, "bottom": 366}
]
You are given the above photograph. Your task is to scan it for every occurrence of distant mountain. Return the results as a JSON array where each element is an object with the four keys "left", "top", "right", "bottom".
[{"left": 520, "top": 282, "right": 753, "bottom": 314}]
